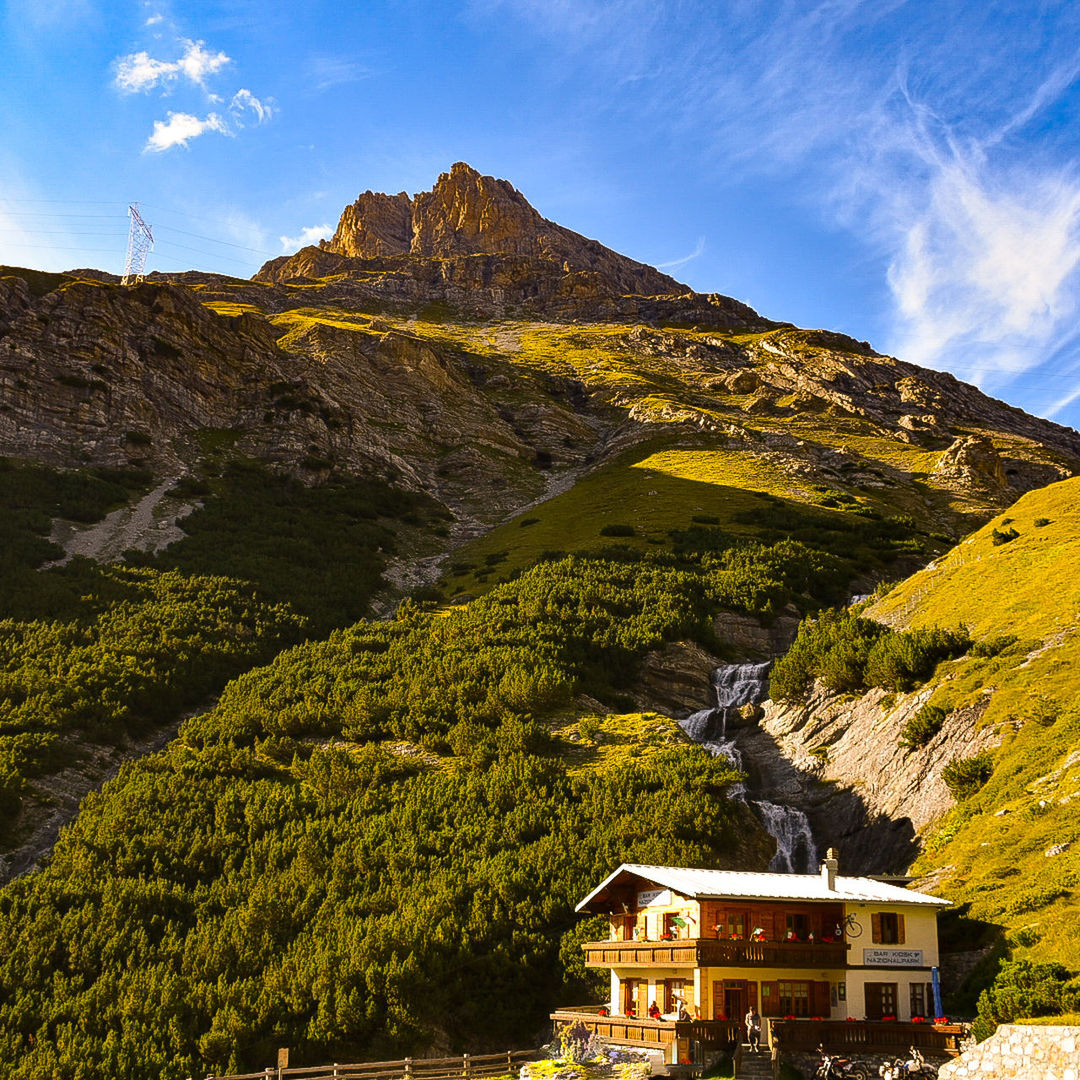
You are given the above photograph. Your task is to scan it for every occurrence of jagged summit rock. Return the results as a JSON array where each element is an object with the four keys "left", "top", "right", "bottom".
[
  {"left": 253, "top": 162, "right": 741, "bottom": 320},
  {"left": 319, "top": 161, "right": 683, "bottom": 296}
]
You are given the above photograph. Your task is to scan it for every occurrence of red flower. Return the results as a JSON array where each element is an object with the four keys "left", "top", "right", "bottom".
[{"left": 935, "top": 1016, "right": 949, "bottom": 1024}]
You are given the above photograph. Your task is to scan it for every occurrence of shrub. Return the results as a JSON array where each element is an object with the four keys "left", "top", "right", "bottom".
[
  {"left": 943, "top": 752, "right": 994, "bottom": 799},
  {"left": 770, "top": 608, "right": 887, "bottom": 700},
  {"left": 600, "top": 524, "right": 636, "bottom": 537},
  {"left": 971, "top": 635, "right": 1019, "bottom": 658},
  {"left": 972, "top": 960, "right": 1080, "bottom": 1041},
  {"left": 864, "top": 626, "right": 970, "bottom": 691},
  {"left": 772, "top": 611, "right": 968, "bottom": 701},
  {"left": 991, "top": 527, "right": 1019, "bottom": 546},
  {"left": 899, "top": 704, "right": 947, "bottom": 751},
  {"left": 1034, "top": 518, "right": 1051, "bottom": 528}
]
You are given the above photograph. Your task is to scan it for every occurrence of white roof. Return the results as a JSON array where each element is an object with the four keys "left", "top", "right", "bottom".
[{"left": 576, "top": 863, "right": 949, "bottom": 911}]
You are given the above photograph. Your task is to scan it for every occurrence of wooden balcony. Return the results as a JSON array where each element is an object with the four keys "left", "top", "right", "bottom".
[{"left": 582, "top": 937, "right": 849, "bottom": 970}]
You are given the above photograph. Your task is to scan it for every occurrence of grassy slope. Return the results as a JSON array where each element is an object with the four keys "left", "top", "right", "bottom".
[
  {"left": 868, "top": 479, "right": 1080, "bottom": 971},
  {"left": 871, "top": 477, "right": 1080, "bottom": 638}
]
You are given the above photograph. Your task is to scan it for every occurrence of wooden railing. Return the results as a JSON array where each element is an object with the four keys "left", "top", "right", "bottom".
[
  {"left": 582, "top": 937, "right": 849, "bottom": 970},
  {"left": 207, "top": 1049, "right": 538, "bottom": 1080},
  {"left": 770, "top": 1019, "right": 967, "bottom": 1056},
  {"left": 550, "top": 1007, "right": 741, "bottom": 1052}
]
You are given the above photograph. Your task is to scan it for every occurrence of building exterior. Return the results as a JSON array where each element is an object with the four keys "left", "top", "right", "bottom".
[{"left": 561, "top": 853, "right": 949, "bottom": 1058}]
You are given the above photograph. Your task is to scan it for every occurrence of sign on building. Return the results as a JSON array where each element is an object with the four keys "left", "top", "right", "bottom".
[
  {"left": 863, "top": 948, "right": 924, "bottom": 966},
  {"left": 637, "top": 888, "right": 672, "bottom": 908}
]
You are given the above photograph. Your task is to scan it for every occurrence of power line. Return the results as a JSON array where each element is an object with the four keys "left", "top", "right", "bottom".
[{"left": 154, "top": 223, "right": 278, "bottom": 256}]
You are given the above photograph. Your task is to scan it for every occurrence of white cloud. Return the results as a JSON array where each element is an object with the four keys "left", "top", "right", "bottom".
[
  {"left": 230, "top": 89, "right": 273, "bottom": 125},
  {"left": 144, "top": 111, "right": 229, "bottom": 152},
  {"left": 114, "top": 38, "right": 230, "bottom": 93},
  {"left": 115, "top": 50, "right": 178, "bottom": 92},
  {"left": 176, "top": 40, "right": 230, "bottom": 86},
  {"left": 279, "top": 224, "right": 332, "bottom": 251}
]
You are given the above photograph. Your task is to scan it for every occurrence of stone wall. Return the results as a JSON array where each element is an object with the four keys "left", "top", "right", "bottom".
[{"left": 938, "top": 1024, "right": 1079, "bottom": 1080}]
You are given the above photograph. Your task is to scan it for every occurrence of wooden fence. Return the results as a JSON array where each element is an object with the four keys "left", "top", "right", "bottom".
[{"left": 206, "top": 1049, "right": 538, "bottom": 1080}]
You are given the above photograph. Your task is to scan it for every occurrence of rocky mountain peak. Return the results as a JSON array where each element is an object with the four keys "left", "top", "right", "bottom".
[{"left": 316, "top": 162, "right": 685, "bottom": 297}]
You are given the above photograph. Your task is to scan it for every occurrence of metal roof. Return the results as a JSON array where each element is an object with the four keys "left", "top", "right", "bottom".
[{"left": 575, "top": 863, "right": 949, "bottom": 912}]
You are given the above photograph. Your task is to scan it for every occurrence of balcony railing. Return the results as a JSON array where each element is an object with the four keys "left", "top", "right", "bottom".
[{"left": 582, "top": 937, "right": 849, "bottom": 970}]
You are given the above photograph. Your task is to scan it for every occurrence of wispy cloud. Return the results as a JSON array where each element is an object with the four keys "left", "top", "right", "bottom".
[
  {"left": 305, "top": 56, "right": 371, "bottom": 93},
  {"left": 230, "top": 89, "right": 273, "bottom": 125},
  {"left": 279, "top": 224, "right": 332, "bottom": 251},
  {"left": 657, "top": 236, "right": 706, "bottom": 271},
  {"left": 115, "top": 39, "right": 230, "bottom": 93}
]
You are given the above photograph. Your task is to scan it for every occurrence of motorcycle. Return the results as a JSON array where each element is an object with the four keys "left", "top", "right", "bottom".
[
  {"left": 878, "top": 1048, "right": 936, "bottom": 1080},
  {"left": 815, "top": 1046, "right": 868, "bottom": 1080}
]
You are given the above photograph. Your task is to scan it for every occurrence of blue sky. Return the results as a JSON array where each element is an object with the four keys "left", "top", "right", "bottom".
[{"left": 4, "top": 1, "right": 1080, "bottom": 429}]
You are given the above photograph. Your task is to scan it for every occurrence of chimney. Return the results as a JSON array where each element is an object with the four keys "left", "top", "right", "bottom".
[{"left": 821, "top": 847, "right": 839, "bottom": 891}]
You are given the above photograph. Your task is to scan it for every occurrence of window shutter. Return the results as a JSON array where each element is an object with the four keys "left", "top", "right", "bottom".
[
  {"left": 897, "top": 913, "right": 906, "bottom": 944},
  {"left": 748, "top": 982, "right": 758, "bottom": 1011},
  {"left": 761, "top": 981, "right": 780, "bottom": 1016},
  {"left": 871, "top": 913, "right": 883, "bottom": 943},
  {"left": 812, "top": 981, "right": 831, "bottom": 1016}
]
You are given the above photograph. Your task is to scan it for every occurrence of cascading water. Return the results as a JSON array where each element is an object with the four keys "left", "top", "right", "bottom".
[
  {"left": 753, "top": 799, "right": 817, "bottom": 873},
  {"left": 679, "top": 662, "right": 818, "bottom": 873}
]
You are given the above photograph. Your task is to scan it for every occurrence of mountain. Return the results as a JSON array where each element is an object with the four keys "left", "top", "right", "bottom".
[{"left": 1, "top": 164, "right": 1079, "bottom": 1077}]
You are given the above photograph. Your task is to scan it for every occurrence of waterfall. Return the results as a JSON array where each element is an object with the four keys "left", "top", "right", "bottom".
[
  {"left": 679, "top": 661, "right": 818, "bottom": 873},
  {"left": 752, "top": 799, "right": 818, "bottom": 873}
]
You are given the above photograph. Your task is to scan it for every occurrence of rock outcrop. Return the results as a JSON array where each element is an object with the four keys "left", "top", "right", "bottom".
[
  {"left": 932, "top": 434, "right": 1008, "bottom": 493},
  {"left": 738, "top": 683, "right": 1001, "bottom": 873}
]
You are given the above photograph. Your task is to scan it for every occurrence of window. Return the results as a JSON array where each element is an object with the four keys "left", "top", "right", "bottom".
[
  {"left": 726, "top": 912, "right": 746, "bottom": 939},
  {"left": 785, "top": 913, "right": 809, "bottom": 941},
  {"left": 777, "top": 981, "right": 810, "bottom": 1017},
  {"left": 910, "top": 983, "right": 926, "bottom": 1019},
  {"left": 872, "top": 912, "right": 905, "bottom": 944},
  {"left": 665, "top": 979, "right": 686, "bottom": 1012}
]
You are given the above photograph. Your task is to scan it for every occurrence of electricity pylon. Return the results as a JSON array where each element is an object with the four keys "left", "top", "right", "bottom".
[{"left": 121, "top": 203, "right": 154, "bottom": 285}]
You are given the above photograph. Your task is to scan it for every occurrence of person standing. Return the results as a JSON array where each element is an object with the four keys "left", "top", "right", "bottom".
[{"left": 745, "top": 1007, "right": 761, "bottom": 1052}]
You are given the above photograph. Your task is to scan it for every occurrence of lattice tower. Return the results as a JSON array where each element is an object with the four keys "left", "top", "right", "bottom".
[{"left": 121, "top": 203, "right": 154, "bottom": 285}]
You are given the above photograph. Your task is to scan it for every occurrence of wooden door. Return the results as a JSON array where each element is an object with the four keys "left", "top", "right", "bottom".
[
  {"left": 865, "top": 982, "right": 898, "bottom": 1019},
  {"left": 724, "top": 981, "right": 746, "bottom": 1026}
]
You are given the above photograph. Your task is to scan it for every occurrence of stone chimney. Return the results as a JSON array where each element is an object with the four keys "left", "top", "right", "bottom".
[{"left": 821, "top": 847, "right": 839, "bottom": 891}]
